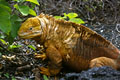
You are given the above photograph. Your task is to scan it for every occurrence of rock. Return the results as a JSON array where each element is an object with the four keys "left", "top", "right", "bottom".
[{"left": 60, "top": 66, "right": 120, "bottom": 80}]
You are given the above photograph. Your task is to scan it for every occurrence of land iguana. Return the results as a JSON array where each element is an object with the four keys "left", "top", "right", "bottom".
[{"left": 18, "top": 13, "right": 120, "bottom": 76}]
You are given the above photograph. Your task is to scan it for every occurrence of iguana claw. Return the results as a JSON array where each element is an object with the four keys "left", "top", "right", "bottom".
[
  {"left": 39, "top": 67, "right": 51, "bottom": 76},
  {"left": 34, "top": 53, "right": 46, "bottom": 60}
]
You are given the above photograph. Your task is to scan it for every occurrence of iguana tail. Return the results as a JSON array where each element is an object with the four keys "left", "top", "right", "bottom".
[{"left": 115, "top": 49, "right": 120, "bottom": 69}]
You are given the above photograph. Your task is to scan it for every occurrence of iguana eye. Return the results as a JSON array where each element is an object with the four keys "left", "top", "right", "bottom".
[{"left": 29, "top": 27, "right": 33, "bottom": 30}]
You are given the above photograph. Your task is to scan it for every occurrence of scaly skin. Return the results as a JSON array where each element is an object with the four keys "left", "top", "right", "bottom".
[{"left": 18, "top": 13, "right": 120, "bottom": 76}]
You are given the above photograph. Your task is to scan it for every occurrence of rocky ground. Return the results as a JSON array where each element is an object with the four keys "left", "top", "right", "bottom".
[{"left": 60, "top": 66, "right": 120, "bottom": 80}]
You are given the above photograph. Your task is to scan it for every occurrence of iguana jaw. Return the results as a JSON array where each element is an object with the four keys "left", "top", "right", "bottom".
[
  {"left": 18, "top": 31, "right": 41, "bottom": 39},
  {"left": 18, "top": 25, "right": 42, "bottom": 39}
]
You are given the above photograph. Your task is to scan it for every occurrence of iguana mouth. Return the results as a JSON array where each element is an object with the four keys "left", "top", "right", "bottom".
[{"left": 19, "top": 32, "right": 41, "bottom": 39}]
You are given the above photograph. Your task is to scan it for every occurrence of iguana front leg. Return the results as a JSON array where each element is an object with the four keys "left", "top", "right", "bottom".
[
  {"left": 40, "top": 44, "right": 62, "bottom": 76},
  {"left": 89, "top": 57, "right": 118, "bottom": 69}
]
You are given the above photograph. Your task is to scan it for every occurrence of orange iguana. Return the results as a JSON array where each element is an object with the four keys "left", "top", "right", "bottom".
[{"left": 18, "top": 13, "right": 120, "bottom": 76}]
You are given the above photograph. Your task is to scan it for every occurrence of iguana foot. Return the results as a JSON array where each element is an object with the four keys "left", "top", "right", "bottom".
[
  {"left": 89, "top": 57, "right": 117, "bottom": 69},
  {"left": 34, "top": 53, "right": 46, "bottom": 60},
  {"left": 39, "top": 66, "right": 61, "bottom": 76},
  {"left": 39, "top": 67, "right": 51, "bottom": 76}
]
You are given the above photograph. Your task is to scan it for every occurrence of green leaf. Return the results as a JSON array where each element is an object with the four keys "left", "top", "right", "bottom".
[
  {"left": 14, "top": 4, "right": 19, "bottom": 10},
  {"left": 43, "top": 75, "right": 49, "bottom": 80},
  {"left": 67, "top": 13, "right": 78, "bottom": 19},
  {"left": 26, "top": 0, "right": 39, "bottom": 5},
  {"left": 11, "top": 22, "right": 21, "bottom": 38},
  {"left": 10, "top": 15, "right": 22, "bottom": 38},
  {"left": 18, "top": 5, "right": 30, "bottom": 16},
  {"left": 0, "top": 4, "right": 11, "bottom": 13},
  {"left": 4, "top": 73, "right": 9, "bottom": 78},
  {"left": 0, "top": 39, "right": 7, "bottom": 45},
  {"left": 11, "top": 14, "right": 22, "bottom": 22},
  {"left": 0, "top": 8, "right": 11, "bottom": 34},
  {"left": 29, "top": 8, "right": 37, "bottom": 16},
  {"left": 8, "top": 14, "right": 22, "bottom": 44},
  {"left": 54, "top": 16, "right": 64, "bottom": 19},
  {"left": 63, "top": 13, "right": 67, "bottom": 17},
  {"left": 28, "top": 45, "right": 36, "bottom": 50},
  {"left": 9, "top": 44, "right": 22, "bottom": 50},
  {"left": 0, "top": 0, "right": 10, "bottom": 7},
  {"left": 12, "top": 76, "right": 16, "bottom": 80},
  {"left": 69, "top": 18, "right": 85, "bottom": 24}
]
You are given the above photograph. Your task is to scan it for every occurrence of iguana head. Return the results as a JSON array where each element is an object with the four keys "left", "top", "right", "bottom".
[{"left": 18, "top": 16, "right": 43, "bottom": 39}]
